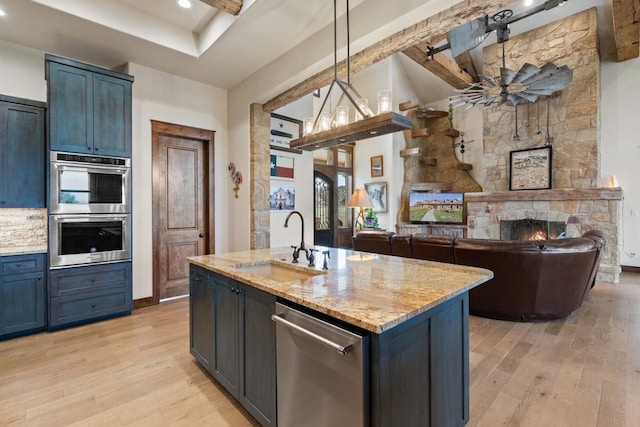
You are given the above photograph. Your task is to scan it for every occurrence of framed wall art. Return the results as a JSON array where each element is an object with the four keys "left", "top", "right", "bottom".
[
  {"left": 270, "top": 155, "right": 294, "bottom": 179},
  {"left": 269, "top": 185, "right": 295, "bottom": 211},
  {"left": 509, "top": 146, "right": 552, "bottom": 190},
  {"left": 270, "top": 113, "right": 301, "bottom": 150},
  {"left": 364, "top": 181, "right": 387, "bottom": 213},
  {"left": 370, "top": 155, "right": 383, "bottom": 178}
]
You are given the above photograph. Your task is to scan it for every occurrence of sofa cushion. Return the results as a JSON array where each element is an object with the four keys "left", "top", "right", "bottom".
[
  {"left": 352, "top": 231, "right": 394, "bottom": 255},
  {"left": 411, "top": 234, "right": 456, "bottom": 263},
  {"left": 391, "top": 234, "right": 413, "bottom": 257}
]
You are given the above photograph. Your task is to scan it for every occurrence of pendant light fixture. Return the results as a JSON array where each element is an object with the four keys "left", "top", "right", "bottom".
[{"left": 289, "top": 0, "right": 412, "bottom": 151}]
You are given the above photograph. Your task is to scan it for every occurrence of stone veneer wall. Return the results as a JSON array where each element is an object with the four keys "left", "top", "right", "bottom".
[
  {"left": 250, "top": 103, "right": 271, "bottom": 249},
  {"left": 467, "top": 188, "right": 623, "bottom": 283},
  {"left": 397, "top": 109, "right": 482, "bottom": 225},
  {"left": 464, "top": 8, "right": 621, "bottom": 283},
  {"left": 482, "top": 8, "right": 599, "bottom": 190},
  {"left": 0, "top": 208, "right": 47, "bottom": 248}
]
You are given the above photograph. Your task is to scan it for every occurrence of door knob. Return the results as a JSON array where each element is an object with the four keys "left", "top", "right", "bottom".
[{"left": 199, "top": 233, "right": 205, "bottom": 238}]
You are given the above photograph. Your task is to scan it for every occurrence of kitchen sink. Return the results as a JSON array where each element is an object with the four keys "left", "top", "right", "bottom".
[{"left": 233, "top": 261, "right": 324, "bottom": 283}]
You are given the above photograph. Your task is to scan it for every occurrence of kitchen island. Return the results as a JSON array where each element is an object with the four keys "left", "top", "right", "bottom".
[{"left": 188, "top": 247, "right": 492, "bottom": 426}]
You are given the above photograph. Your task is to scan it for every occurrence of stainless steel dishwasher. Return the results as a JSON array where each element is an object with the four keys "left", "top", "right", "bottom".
[{"left": 272, "top": 302, "right": 367, "bottom": 427}]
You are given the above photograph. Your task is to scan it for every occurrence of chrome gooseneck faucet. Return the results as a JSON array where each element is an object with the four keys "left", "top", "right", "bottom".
[{"left": 284, "top": 210, "right": 312, "bottom": 264}]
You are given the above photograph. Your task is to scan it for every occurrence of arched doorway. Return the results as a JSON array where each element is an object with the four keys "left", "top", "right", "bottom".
[
  {"left": 313, "top": 147, "right": 353, "bottom": 248},
  {"left": 314, "top": 171, "right": 333, "bottom": 247}
]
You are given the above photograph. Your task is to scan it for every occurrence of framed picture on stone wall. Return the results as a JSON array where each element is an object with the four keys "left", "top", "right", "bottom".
[{"left": 509, "top": 146, "right": 552, "bottom": 190}]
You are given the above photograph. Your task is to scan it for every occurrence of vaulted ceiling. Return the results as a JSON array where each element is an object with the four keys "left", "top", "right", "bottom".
[{"left": 0, "top": 0, "right": 636, "bottom": 98}]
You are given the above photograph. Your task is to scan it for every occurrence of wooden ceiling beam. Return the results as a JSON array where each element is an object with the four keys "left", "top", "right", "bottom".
[
  {"left": 612, "top": 0, "right": 640, "bottom": 61},
  {"left": 263, "top": 0, "right": 518, "bottom": 112},
  {"left": 454, "top": 51, "right": 479, "bottom": 81},
  {"left": 402, "top": 41, "right": 475, "bottom": 89},
  {"left": 200, "top": 0, "right": 242, "bottom": 15}
]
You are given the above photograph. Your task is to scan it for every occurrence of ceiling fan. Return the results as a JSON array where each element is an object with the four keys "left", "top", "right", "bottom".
[
  {"left": 440, "top": 2, "right": 573, "bottom": 108},
  {"left": 449, "top": 43, "right": 574, "bottom": 108}
]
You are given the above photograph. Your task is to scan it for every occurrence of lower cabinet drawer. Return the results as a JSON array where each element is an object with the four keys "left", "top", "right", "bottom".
[
  {"left": 49, "top": 261, "right": 131, "bottom": 296},
  {"left": 49, "top": 288, "right": 132, "bottom": 328},
  {"left": 0, "top": 254, "right": 45, "bottom": 276}
]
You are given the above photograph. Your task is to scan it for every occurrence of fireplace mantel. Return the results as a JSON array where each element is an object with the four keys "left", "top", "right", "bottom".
[
  {"left": 466, "top": 188, "right": 623, "bottom": 203},
  {"left": 465, "top": 187, "right": 623, "bottom": 283}
]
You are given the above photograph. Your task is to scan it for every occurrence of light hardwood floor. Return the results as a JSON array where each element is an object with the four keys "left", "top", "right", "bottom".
[{"left": 1, "top": 274, "right": 639, "bottom": 426}]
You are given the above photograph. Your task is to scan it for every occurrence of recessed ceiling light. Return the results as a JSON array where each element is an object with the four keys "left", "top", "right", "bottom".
[
  {"left": 524, "top": 0, "right": 534, "bottom": 6},
  {"left": 177, "top": 0, "right": 192, "bottom": 9}
]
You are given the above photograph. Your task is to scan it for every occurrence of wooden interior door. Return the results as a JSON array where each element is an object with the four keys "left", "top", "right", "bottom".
[{"left": 152, "top": 121, "right": 215, "bottom": 302}]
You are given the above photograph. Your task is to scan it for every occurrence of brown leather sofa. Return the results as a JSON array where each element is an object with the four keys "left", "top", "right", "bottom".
[{"left": 352, "top": 231, "right": 605, "bottom": 321}]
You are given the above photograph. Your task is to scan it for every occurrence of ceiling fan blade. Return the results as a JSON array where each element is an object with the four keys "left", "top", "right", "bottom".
[
  {"left": 500, "top": 67, "right": 517, "bottom": 85},
  {"left": 512, "top": 90, "right": 540, "bottom": 102},
  {"left": 511, "top": 63, "right": 541, "bottom": 84},
  {"left": 448, "top": 17, "right": 489, "bottom": 57},
  {"left": 526, "top": 70, "right": 574, "bottom": 91},
  {"left": 481, "top": 74, "right": 498, "bottom": 86},
  {"left": 520, "top": 88, "right": 556, "bottom": 96},
  {"left": 508, "top": 94, "right": 527, "bottom": 105}
]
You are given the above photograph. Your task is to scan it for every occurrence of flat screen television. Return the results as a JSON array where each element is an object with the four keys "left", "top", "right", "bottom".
[{"left": 408, "top": 192, "right": 464, "bottom": 224}]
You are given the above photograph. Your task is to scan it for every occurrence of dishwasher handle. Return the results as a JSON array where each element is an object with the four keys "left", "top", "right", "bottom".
[{"left": 271, "top": 313, "right": 354, "bottom": 355}]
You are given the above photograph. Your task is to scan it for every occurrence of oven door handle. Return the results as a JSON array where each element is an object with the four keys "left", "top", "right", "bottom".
[
  {"left": 56, "top": 164, "right": 128, "bottom": 174},
  {"left": 52, "top": 214, "right": 129, "bottom": 222}
]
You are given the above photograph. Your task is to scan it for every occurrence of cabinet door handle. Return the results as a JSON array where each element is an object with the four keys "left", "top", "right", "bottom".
[
  {"left": 16, "top": 263, "right": 22, "bottom": 267},
  {"left": 37, "top": 276, "right": 41, "bottom": 280},
  {"left": 231, "top": 287, "right": 236, "bottom": 293},
  {"left": 91, "top": 278, "right": 97, "bottom": 282},
  {"left": 91, "top": 303, "right": 97, "bottom": 309},
  {"left": 195, "top": 277, "right": 201, "bottom": 282}
]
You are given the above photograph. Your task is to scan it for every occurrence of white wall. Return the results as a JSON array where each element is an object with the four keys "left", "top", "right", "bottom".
[
  {"left": 0, "top": 40, "right": 46, "bottom": 101},
  {"left": 269, "top": 97, "right": 315, "bottom": 249},
  {"left": 601, "top": 57, "right": 640, "bottom": 266},
  {"left": 351, "top": 60, "right": 394, "bottom": 230},
  {"left": 127, "top": 63, "right": 228, "bottom": 299},
  {"left": 0, "top": 40, "right": 230, "bottom": 300}
]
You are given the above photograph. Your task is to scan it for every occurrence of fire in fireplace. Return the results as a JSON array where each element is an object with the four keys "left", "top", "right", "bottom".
[{"left": 500, "top": 219, "right": 566, "bottom": 241}]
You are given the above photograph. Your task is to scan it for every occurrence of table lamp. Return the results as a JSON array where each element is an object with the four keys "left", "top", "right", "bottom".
[{"left": 347, "top": 188, "right": 373, "bottom": 232}]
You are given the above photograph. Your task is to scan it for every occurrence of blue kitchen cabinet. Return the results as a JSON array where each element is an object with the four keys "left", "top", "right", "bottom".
[
  {"left": 46, "top": 54, "right": 133, "bottom": 157},
  {"left": 0, "top": 253, "right": 47, "bottom": 339},
  {"left": 48, "top": 261, "right": 132, "bottom": 329},
  {"left": 190, "top": 264, "right": 214, "bottom": 373},
  {"left": 0, "top": 95, "right": 46, "bottom": 208},
  {"left": 189, "top": 268, "right": 277, "bottom": 427}
]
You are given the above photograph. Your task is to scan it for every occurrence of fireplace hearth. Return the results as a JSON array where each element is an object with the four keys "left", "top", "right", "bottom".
[{"left": 500, "top": 219, "right": 566, "bottom": 241}]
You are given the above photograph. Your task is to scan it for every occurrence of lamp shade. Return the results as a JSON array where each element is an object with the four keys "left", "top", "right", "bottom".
[{"left": 347, "top": 188, "right": 373, "bottom": 208}]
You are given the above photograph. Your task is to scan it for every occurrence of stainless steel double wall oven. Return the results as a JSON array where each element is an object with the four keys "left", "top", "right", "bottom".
[{"left": 49, "top": 151, "right": 131, "bottom": 268}]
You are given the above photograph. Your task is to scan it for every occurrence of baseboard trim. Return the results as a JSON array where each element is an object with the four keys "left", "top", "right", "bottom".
[
  {"left": 621, "top": 265, "right": 640, "bottom": 273},
  {"left": 133, "top": 297, "right": 156, "bottom": 310}
]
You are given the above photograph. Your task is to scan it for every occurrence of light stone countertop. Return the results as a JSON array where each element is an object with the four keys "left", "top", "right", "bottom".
[
  {"left": 189, "top": 247, "right": 493, "bottom": 334},
  {"left": 0, "top": 245, "right": 47, "bottom": 256}
]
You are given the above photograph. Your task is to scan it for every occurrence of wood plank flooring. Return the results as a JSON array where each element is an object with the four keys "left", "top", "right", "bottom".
[{"left": 1, "top": 274, "right": 639, "bottom": 426}]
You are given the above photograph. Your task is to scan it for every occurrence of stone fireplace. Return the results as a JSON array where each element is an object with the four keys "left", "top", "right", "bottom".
[
  {"left": 500, "top": 219, "right": 566, "bottom": 241},
  {"left": 466, "top": 188, "right": 623, "bottom": 283}
]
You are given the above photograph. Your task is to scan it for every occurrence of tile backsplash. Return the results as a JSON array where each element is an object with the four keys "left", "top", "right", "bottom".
[{"left": 0, "top": 208, "right": 47, "bottom": 248}]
